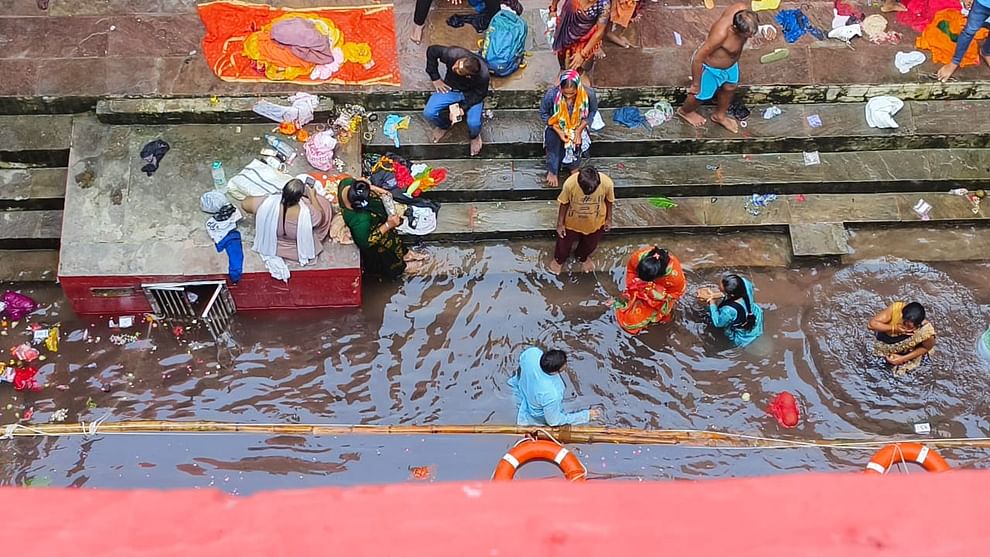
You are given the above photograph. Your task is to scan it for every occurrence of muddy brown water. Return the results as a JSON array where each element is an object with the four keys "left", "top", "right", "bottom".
[{"left": 2, "top": 236, "right": 989, "bottom": 491}]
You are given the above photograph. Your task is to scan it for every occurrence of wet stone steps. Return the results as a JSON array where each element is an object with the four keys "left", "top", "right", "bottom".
[
  {"left": 0, "top": 116, "right": 72, "bottom": 281},
  {"left": 419, "top": 149, "right": 990, "bottom": 202},
  {"left": 425, "top": 192, "right": 989, "bottom": 251},
  {"left": 365, "top": 100, "right": 990, "bottom": 160}
]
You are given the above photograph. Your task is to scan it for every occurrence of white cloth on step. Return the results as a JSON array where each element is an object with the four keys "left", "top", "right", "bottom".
[
  {"left": 894, "top": 51, "right": 926, "bottom": 73},
  {"left": 865, "top": 96, "right": 904, "bottom": 129}
]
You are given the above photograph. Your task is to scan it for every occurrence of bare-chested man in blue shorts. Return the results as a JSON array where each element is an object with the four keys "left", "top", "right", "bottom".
[{"left": 677, "top": 3, "right": 759, "bottom": 134}]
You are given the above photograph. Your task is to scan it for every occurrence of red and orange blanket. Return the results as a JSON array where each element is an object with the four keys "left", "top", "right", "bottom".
[{"left": 197, "top": 1, "right": 399, "bottom": 86}]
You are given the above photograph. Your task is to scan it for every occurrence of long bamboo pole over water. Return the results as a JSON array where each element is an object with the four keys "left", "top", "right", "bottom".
[{"left": 6, "top": 420, "right": 990, "bottom": 450}]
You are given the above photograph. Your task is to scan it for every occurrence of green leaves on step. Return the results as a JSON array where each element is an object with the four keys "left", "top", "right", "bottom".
[{"left": 648, "top": 197, "right": 678, "bottom": 209}]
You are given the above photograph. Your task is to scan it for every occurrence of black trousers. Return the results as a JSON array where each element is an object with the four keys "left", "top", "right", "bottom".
[{"left": 414, "top": 0, "right": 501, "bottom": 25}]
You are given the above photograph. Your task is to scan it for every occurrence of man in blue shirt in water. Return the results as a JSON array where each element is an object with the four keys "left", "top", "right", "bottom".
[{"left": 508, "top": 347, "right": 599, "bottom": 426}]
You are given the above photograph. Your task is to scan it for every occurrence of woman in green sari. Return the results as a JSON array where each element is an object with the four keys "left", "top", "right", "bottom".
[{"left": 338, "top": 177, "right": 425, "bottom": 279}]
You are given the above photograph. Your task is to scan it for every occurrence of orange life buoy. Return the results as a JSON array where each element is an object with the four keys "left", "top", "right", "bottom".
[
  {"left": 492, "top": 439, "right": 586, "bottom": 482},
  {"left": 865, "top": 443, "right": 951, "bottom": 475}
]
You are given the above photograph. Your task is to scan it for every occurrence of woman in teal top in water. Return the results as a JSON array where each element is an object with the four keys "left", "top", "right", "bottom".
[{"left": 700, "top": 274, "right": 764, "bottom": 347}]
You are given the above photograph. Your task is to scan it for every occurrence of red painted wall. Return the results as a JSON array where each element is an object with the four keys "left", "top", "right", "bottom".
[
  {"left": 3, "top": 472, "right": 989, "bottom": 556},
  {"left": 60, "top": 269, "right": 361, "bottom": 315}
]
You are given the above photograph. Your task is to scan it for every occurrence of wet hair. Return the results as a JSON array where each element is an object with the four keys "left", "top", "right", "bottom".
[
  {"left": 457, "top": 56, "right": 481, "bottom": 76},
  {"left": 281, "top": 179, "right": 306, "bottom": 231},
  {"left": 732, "top": 10, "right": 759, "bottom": 36},
  {"left": 719, "top": 274, "right": 757, "bottom": 330},
  {"left": 347, "top": 179, "right": 372, "bottom": 211},
  {"left": 577, "top": 166, "right": 601, "bottom": 195},
  {"left": 539, "top": 349, "right": 568, "bottom": 374},
  {"left": 636, "top": 247, "right": 670, "bottom": 282},
  {"left": 902, "top": 302, "right": 926, "bottom": 327}
]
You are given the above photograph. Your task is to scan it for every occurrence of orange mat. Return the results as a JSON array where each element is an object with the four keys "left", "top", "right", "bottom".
[
  {"left": 197, "top": 0, "right": 399, "bottom": 86},
  {"left": 916, "top": 8, "right": 989, "bottom": 67}
]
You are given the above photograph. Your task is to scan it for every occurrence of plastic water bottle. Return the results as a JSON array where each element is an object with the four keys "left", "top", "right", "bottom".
[
  {"left": 264, "top": 134, "right": 297, "bottom": 164},
  {"left": 211, "top": 160, "right": 226, "bottom": 191}
]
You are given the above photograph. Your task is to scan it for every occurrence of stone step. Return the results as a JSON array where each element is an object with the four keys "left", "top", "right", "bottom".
[
  {"left": 0, "top": 250, "right": 59, "bottom": 282},
  {"left": 417, "top": 149, "right": 990, "bottom": 202},
  {"left": 0, "top": 168, "right": 67, "bottom": 209},
  {"left": 365, "top": 100, "right": 990, "bottom": 160},
  {"left": 0, "top": 115, "right": 73, "bottom": 166},
  {"left": 425, "top": 192, "right": 989, "bottom": 251},
  {"left": 0, "top": 210, "right": 63, "bottom": 249}
]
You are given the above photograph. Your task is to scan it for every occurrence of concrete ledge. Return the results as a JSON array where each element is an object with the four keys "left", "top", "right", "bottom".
[{"left": 89, "top": 82, "right": 990, "bottom": 124}]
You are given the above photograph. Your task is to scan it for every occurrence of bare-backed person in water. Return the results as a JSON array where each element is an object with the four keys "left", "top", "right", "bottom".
[{"left": 677, "top": 3, "right": 758, "bottom": 134}]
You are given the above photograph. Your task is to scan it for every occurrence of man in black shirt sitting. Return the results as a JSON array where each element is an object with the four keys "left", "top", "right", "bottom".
[{"left": 423, "top": 45, "right": 490, "bottom": 156}]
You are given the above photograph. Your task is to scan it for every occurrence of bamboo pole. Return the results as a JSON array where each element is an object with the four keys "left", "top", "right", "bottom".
[{"left": 6, "top": 420, "right": 990, "bottom": 451}]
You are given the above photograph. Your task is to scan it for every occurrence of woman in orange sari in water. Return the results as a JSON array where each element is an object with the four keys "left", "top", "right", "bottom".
[{"left": 613, "top": 246, "right": 686, "bottom": 334}]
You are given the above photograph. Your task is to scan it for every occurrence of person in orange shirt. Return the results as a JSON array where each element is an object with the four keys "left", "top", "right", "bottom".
[
  {"left": 613, "top": 246, "right": 686, "bottom": 334},
  {"left": 550, "top": 166, "right": 614, "bottom": 274}
]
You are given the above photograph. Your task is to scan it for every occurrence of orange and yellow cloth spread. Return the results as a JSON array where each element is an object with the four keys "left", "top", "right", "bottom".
[
  {"left": 916, "top": 8, "right": 989, "bottom": 66},
  {"left": 197, "top": 1, "right": 399, "bottom": 86}
]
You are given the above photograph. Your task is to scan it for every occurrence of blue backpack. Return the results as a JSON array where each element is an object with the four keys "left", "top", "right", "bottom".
[{"left": 480, "top": 9, "right": 528, "bottom": 78}]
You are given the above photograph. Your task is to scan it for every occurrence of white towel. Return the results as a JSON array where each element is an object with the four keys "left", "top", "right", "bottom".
[{"left": 252, "top": 194, "right": 317, "bottom": 280}]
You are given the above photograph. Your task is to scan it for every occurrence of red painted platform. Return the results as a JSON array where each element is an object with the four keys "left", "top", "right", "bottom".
[
  {"left": 2, "top": 472, "right": 988, "bottom": 555},
  {"left": 57, "top": 115, "right": 362, "bottom": 315}
]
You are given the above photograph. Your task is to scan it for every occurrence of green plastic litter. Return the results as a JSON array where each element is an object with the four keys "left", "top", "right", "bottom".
[{"left": 649, "top": 197, "right": 678, "bottom": 209}]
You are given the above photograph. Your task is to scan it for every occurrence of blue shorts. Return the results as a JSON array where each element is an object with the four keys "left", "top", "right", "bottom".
[{"left": 697, "top": 63, "right": 739, "bottom": 101}]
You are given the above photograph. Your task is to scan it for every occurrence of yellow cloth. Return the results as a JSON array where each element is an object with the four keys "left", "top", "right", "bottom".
[
  {"left": 751, "top": 0, "right": 781, "bottom": 11},
  {"left": 557, "top": 172, "right": 616, "bottom": 235}
]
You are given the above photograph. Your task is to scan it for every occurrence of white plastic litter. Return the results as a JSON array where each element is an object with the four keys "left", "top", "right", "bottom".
[
  {"left": 763, "top": 105, "right": 782, "bottom": 119},
  {"left": 590, "top": 111, "right": 606, "bottom": 131},
  {"left": 894, "top": 50, "right": 926, "bottom": 73}
]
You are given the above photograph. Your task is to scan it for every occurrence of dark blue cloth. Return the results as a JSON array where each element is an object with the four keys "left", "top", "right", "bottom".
[
  {"left": 215, "top": 230, "right": 243, "bottom": 284},
  {"left": 612, "top": 106, "right": 646, "bottom": 128},
  {"left": 775, "top": 9, "right": 825, "bottom": 43}
]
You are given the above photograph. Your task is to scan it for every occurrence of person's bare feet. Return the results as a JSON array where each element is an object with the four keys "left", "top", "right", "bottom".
[
  {"left": 410, "top": 24, "right": 424, "bottom": 44},
  {"left": 881, "top": 0, "right": 908, "bottom": 11},
  {"left": 606, "top": 30, "right": 632, "bottom": 48},
  {"left": 431, "top": 127, "right": 449, "bottom": 143},
  {"left": 676, "top": 108, "right": 707, "bottom": 128},
  {"left": 404, "top": 250, "right": 429, "bottom": 262},
  {"left": 546, "top": 172, "right": 559, "bottom": 188},
  {"left": 470, "top": 135, "right": 483, "bottom": 156},
  {"left": 549, "top": 259, "right": 563, "bottom": 274},
  {"left": 711, "top": 113, "right": 739, "bottom": 133},
  {"left": 580, "top": 259, "right": 595, "bottom": 273}
]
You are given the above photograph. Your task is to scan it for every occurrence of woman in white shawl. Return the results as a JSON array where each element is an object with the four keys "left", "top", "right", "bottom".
[{"left": 242, "top": 179, "right": 333, "bottom": 270}]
